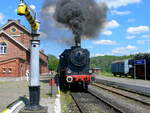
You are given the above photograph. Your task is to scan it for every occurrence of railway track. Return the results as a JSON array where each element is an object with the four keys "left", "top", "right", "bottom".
[
  {"left": 70, "top": 82, "right": 150, "bottom": 113},
  {"left": 71, "top": 91, "right": 124, "bottom": 113},
  {"left": 89, "top": 83, "right": 150, "bottom": 113},
  {"left": 92, "top": 83, "right": 150, "bottom": 106}
]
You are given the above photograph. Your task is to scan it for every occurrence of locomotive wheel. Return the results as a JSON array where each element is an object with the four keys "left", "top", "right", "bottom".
[
  {"left": 69, "top": 84, "right": 79, "bottom": 91},
  {"left": 59, "top": 76, "right": 69, "bottom": 91},
  {"left": 113, "top": 74, "right": 116, "bottom": 76},
  {"left": 83, "top": 83, "right": 88, "bottom": 92}
]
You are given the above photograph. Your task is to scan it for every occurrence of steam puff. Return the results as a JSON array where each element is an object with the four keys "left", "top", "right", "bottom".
[
  {"left": 54, "top": 0, "right": 107, "bottom": 38},
  {"left": 40, "top": 0, "right": 107, "bottom": 46}
]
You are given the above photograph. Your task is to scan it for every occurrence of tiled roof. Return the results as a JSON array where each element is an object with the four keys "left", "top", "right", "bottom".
[
  {"left": 0, "top": 20, "right": 31, "bottom": 34},
  {"left": 0, "top": 19, "right": 48, "bottom": 57}
]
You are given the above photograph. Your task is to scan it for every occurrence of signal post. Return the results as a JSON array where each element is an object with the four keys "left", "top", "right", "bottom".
[{"left": 17, "top": 0, "right": 47, "bottom": 112}]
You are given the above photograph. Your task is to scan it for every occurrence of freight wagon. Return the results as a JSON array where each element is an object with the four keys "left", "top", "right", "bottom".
[{"left": 111, "top": 59, "right": 134, "bottom": 77}]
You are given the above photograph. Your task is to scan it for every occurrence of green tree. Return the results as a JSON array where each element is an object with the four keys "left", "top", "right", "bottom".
[
  {"left": 48, "top": 54, "right": 59, "bottom": 70},
  {"left": 90, "top": 55, "right": 135, "bottom": 72}
]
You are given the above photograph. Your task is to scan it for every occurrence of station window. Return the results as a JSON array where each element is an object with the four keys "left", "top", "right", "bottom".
[
  {"left": 2, "top": 68, "right": 6, "bottom": 73},
  {"left": 0, "top": 42, "right": 7, "bottom": 54},
  {"left": 11, "top": 28, "right": 16, "bottom": 32},
  {"left": 8, "top": 68, "right": 12, "bottom": 73}
]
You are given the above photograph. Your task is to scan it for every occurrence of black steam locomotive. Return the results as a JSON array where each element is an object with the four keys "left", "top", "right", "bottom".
[{"left": 58, "top": 46, "right": 94, "bottom": 90}]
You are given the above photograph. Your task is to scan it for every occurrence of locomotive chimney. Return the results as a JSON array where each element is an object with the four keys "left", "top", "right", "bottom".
[{"left": 75, "top": 35, "right": 81, "bottom": 47}]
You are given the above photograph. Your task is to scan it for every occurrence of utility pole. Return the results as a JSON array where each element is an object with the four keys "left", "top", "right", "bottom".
[{"left": 17, "top": 0, "right": 47, "bottom": 112}]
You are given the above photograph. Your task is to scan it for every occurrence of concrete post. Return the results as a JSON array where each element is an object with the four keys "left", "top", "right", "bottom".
[
  {"left": 19, "top": 39, "right": 47, "bottom": 113},
  {"left": 22, "top": 39, "right": 41, "bottom": 111},
  {"left": 27, "top": 39, "right": 42, "bottom": 110},
  {"left": 30, "top": 40, "right": 40, "bottom": 87}
]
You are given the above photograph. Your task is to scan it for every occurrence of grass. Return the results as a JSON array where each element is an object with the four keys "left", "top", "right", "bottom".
[
  {"left": 96, "top": 72, "right": 150, "bottom": 81},
  {"left": 61, "top": 91, "right": 76, "bottom": 113},
  {"left": 96, "top": 71, "right": 114, "bottom": 77},
  {"left": 95, "top": 71, "right": 134, "bottom": 79},
  {"left": 40, "top": 80, "right": 56, "bottom": 99}
]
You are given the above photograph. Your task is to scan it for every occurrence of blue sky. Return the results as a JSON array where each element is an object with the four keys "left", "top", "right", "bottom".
[{"left": 0, "top": 0, "right": 150, "bottom": 57}]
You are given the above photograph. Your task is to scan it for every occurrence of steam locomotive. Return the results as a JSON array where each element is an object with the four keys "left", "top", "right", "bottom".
[{"left": 58, "top": 46, "right": 94, "bottom": 91}]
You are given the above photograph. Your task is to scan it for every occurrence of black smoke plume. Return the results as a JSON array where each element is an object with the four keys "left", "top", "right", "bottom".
[{"left": 41, "top": 0, "right": 107, "bottom": 46}]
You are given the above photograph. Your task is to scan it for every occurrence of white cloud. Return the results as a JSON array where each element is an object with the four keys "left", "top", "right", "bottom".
[
  {"left": 91, "top": 53, "right": 113, "bottom": 57},
  {"left": 39, "top": 32, "right": 47, "bottom": 39},
  {"left": 30, "top": 5, "right": 36, "bottom": 10},
  {"left": 98, "top": 0, "right": 141, "bottom": 8},
  {"left": 136, "top": 40, "right": 145, "bottom": 44},
  {"left": 127, "top": 26, "right": 150, "bottom": 34},
  {"left": 128, "top": 18, "right": 136, "bottom": 22},
  {"left": 141, "top": 34, "right": 150, "bottom": 38},
  {"left": 42, "top": 6, "right": 55, "bottom": 15},
  {"left": 95, "top": 53, "right": 105, "bottom": 57},
  {"left": 93, "top": 40, "right": 117, "bottom": 45},
  {"left": 85, "top": 46, "right": 93, "bottom": 49},
  {"left": 102, "top": 30, "right": 112, "bottom": 36},
  {"left": 112, "top": 45, "right": 137, "bottom": 54},
  {"left": 126, "top": 35, "right": 136, "bottom": 39},
  {"left": 136, "top": 39, "right": 150, "bottom": 44},
  {"left": 105, "top": 20, "right": 120, "bottom": 29},
  {"left": 0, "top": 12, "right": 5, "bottom": 24},
  {"left": 126, "top": 45, "right": 137, "bottom": 49},
  {"left": 47, "top": 6, "right": 55, "bottom": 14},
  {"left": 111, "top": 10, "right": 131, "bottom": 15}
]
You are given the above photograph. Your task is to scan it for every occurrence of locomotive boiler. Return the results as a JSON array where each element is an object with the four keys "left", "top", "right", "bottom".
[{"left": 58, "top": 45, "right": 94, "bottom": 91}]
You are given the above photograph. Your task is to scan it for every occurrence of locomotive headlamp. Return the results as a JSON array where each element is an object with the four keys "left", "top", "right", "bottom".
[
  {"left": 66, "top": 76, "right": 73, "bottom": 83},
  {"left": 89, "top": 69, "right": 92, "bottom": 74}
]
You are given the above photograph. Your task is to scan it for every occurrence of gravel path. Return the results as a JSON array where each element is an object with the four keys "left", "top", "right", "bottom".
[
  {"left": 0, "top": 80, "right": 28, "bottom": 112},
  {"left": 96, "top": 76, "right": 150, "bottom": 88},
  {"left": 0, "top": 76, "right": 57, "bottom": 113},
  {"left": 96, "top": 76, "right": 150, "bottom": 96},
  {"left": 40, "top": 76, "right": 56, "bottom": 113}
]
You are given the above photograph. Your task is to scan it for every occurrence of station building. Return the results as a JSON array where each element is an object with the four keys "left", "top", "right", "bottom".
[
  {"left": 0, "top": 19, "right": 48, "bottom": 77},
  {"left": 92, "top": 68, "right": 101, "bottom": 73}
]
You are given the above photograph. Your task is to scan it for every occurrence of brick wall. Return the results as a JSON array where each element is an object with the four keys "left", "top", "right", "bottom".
[
  {"left": 0, "top": 59, "right": 19, "bottom": 77},
  {"left": 0, "top": 33, "right": 28, "bottom": 61},
  {"left": 40, "top": 52, "right": 48, "bottom": 64},
  {"left": 0, "top": 20, "right": 49, "bottom": 77},
  {"left": 3, "top": 23, "right": 32, "bottom": 48}
]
